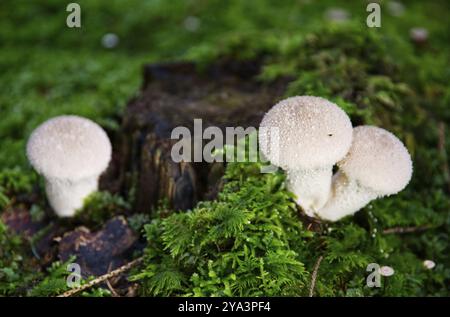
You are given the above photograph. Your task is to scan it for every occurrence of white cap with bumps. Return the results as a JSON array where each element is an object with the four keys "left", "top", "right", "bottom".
[
  {"left": 259, "top": 96, "right": 353, "bottom": 215},
  {"left": 317, "top": 126, "right": 413, "bottom": 221},
  {"left": 27, "top": 115, "right": 112, "bottom": 217}
]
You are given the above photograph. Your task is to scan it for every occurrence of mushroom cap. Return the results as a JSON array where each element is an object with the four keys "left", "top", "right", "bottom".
[
  {"left": 338, "top": 126, "right": 413, "bottom": 195},
  {"left": 259, "top": 96, "right": 353, "bottom": 169},
  {"left": 26, "top": 115, "right": 112, "bottom": 180}
]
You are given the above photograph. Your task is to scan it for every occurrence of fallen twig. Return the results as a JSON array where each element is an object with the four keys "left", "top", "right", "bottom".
[
  {"left": 309, "top": 255, "right": 323, "bottom": 297},
  {"left": 438, "top": 122, "right": 450, "bottom": 193},
  {"left": 105, "top": 262, "right": 120, "bottom": 297},
  {"left": 57, "top": 256, "right": 144, "bottom": 297},
  {"left": 105, "top": 278, "right": 120, "bottom": 297},
  {"left": 382, "top": 225, "right": 431, "bottom": 234}
]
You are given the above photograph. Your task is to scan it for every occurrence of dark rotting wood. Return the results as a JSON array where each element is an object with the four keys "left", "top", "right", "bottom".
[{"left": 112, "top": 60, "right": 287, "bottom": 215}]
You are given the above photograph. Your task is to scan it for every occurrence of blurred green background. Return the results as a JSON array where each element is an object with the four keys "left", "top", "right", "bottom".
[{"left": 0, "top": 0, "right": 448, "bottom": 169}]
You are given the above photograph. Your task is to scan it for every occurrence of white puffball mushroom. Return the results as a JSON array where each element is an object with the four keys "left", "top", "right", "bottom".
[
  {"left": 26, "top": 115, "right": 112, "bottom": 217},
  {"left": 317, "top": 126, "right": 413, "bottom": 222},
  {"left": 259, "top": 96, "right": 353, "bottom": 216}
]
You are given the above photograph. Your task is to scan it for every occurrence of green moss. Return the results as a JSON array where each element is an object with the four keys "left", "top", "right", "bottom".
[
  {"left": 28, "top": 257, "right": 75, "bottom": 297},
  {"left": 132, "top": 161, "right": 309, "bottom": 296},
  {"left": 0, "top": 220, "right": 38, "bottom": 296},
  {"left": 75, "top": 191, "right": 131, "bottom": 227},
  {"left": 0, "top": 167, "right": 36, "bottom": 210},
  {"left": 27, "top": 256, "right": 112, "bottom": 297},
  {"left": 133, "top": 159, "right": 449, "bottom": 296}
]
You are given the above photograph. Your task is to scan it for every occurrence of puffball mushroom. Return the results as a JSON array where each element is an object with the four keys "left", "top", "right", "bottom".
[
  {"left": 26, "top": 115, "right": 112, "bottom": 217},
  {"left": 316, "top": 126, "right": 413, "bottom": 222},
  {"left": 259, "top": 96, "right": 353, "bottom": 216}
]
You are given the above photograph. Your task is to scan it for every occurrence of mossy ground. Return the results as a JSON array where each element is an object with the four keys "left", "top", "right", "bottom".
[{"left": 1, "top": 0, "right": 449, "bottom": 296}]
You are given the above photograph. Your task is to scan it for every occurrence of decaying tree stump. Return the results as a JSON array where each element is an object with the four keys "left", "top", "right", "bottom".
[{"left": 110, "top": 60, "right": 287, "bottom": 214}]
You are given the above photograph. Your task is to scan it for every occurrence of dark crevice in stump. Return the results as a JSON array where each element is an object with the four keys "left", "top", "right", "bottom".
[{"left": 110, "top": 60, "right": 288, "bottom": 215}]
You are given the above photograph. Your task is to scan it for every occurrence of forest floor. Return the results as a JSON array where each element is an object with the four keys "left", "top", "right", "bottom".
[{"left": 0, "top": 0, "right": 449, "bottom": 297}]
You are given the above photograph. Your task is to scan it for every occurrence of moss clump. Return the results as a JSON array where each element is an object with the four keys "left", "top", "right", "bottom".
[
  {"left": 27, "top": 256, "right": 112, "bottom": 297},
  {"left": 0, "top": 220, "right": 37, "bottom": 296},
  {"left": 132, "top": 161, "right": 309, "bottom": 296},
  {"left": 133, "top": 159, "right": 449, "bottom": 296},
  {"left": 0, "top": 167, "right": 36, "bottom": 209},
  {"left": 74, "top": 191, "right": 131, "bottom": 227}
]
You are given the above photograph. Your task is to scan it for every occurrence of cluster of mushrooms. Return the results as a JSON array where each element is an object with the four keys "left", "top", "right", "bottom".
[
  {"left": 26, "top": 96, "right": 412, "bottom": 222},
  {"left": 259, "top": 96, "right": 413, "bottom": 222}
]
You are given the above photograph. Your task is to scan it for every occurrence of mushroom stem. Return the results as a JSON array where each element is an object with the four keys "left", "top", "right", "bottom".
[
  {"left": 315, "top": 171, "right": 378, "bottom": 221},
  {"left": 45, "top": 175, "right": 99, "bottom": 217},
  {"left": 286, "top": 166, "right": 332, "bottom": 217}
]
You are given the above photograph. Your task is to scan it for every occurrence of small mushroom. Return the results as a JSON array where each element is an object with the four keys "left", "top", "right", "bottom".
[
  {"left": 410, "top": 27, "right": 428, "bottom": 45},
  {"left": 316, "top": 126, "right": 413, "bottom": 222},
  {"left": 259, "top": 96, "right": 353, "bottom": 216},
  {"left": 379, "top": 266, "right": 395, "bottom": 277},
  {"left": 423, "top": 260, "right": 436, "bottom": 270},
  {"left": 26, "top": 115, "right": 112, "bottom": 217}
]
